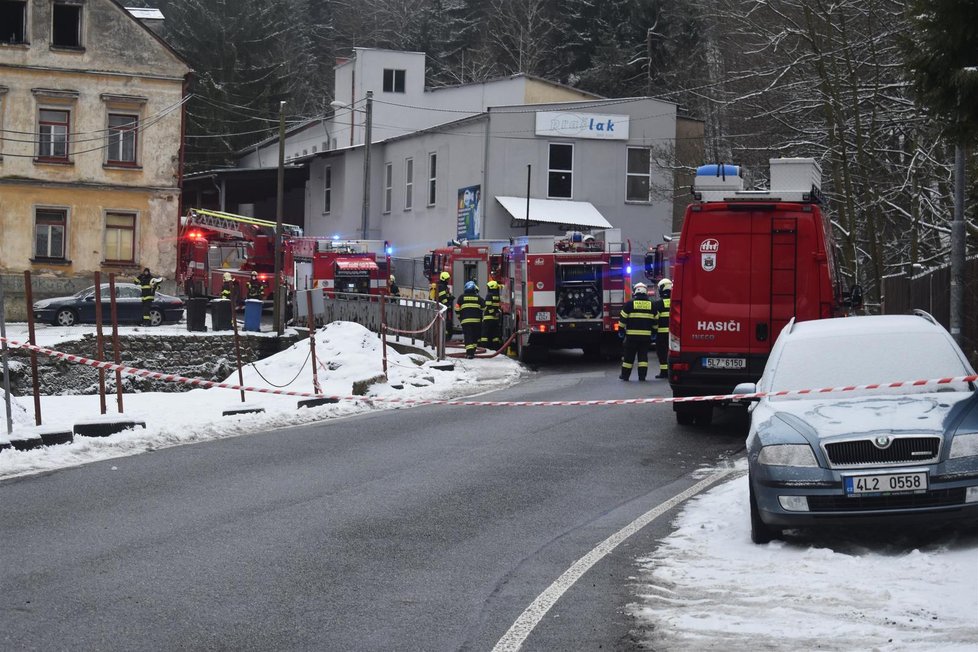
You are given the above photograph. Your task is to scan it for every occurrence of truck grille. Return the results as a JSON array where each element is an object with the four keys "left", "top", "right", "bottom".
[
  {"left": 808, "top": 488, "right": 966, "bottom": 512},
  {"left": 824, "top": 436, "right": 941, "bottom": 467}
]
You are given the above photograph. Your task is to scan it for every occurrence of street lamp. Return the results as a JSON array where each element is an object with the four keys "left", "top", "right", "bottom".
[{"left": 331, "top": 90, "right": 373, "bottom": 240}]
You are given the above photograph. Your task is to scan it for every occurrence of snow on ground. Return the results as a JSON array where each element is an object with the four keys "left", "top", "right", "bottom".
[
  {"left": 2, "top": 321, "right": 976, "bottom": 649},
  {"left": 0, "top": 320, "right": 525, "bottom": 479},
  {"left": 630, "top": 461, "right": 978, "bottom": 651}
]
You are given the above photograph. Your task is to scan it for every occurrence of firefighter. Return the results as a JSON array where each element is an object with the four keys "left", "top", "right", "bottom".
[
  {"left": 437, "top": 270, "right": 454, "bottom": 340},
  {"left": 652, "top": 278, "right": 672, "bottom": 378},
  {"left": 389, "top": 274, "right": 400, "bottom": 297},
  {"left": 221, "top": 272, "right": 235, "bottom": 301},
  {"left": 134, "top": 267, "right": 160, "bottom": 325},
  {"left": 618, "top": 282, "right": 656, "bottom": 381},
  {"left": 479, "top": 279, "right": 502, "bottom": 350},
  {"left": 246, "top": 271, "right": 266, "bottom": 301},
  {"left": 455, "top": 280, "right": 485, "bottom": 359}
]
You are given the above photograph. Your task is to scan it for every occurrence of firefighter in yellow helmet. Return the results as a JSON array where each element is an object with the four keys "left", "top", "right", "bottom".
[
  {"left": 220, "top": 272, "right": 235, "bottom": 302},
  {"left": 653, "top": 278, "right": 673, "bottom": 378},
  {"left": 436, "top": 270, "right": 454, "bottom": 341},
  {"left": 479, "top": 279, "right": 502, "bottom": 349},
  {"left": 618, "top": 282, "right": 656, "bottom": 381},
  {"left": 455, "top": 280, "right": 485, "bottom": 358}
]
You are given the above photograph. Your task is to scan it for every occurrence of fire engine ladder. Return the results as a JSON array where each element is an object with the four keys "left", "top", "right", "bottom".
[
  {"left": 768, "top": 216, "right": 798, "bottom": 338},
  {"left": 184, "top": 208, "right": 280, "bottom": 238}
]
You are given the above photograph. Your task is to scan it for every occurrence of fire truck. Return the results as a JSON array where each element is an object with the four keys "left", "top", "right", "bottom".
[
  {"left": 290, "top": 237, "right": 393, "bottom": 296},
  {"left": 644, "top": 233, "right": 679, "bottom": 291},
  {"left": 500, "top": 229, "right": 631, "bottom": 361},
  {"left": 668, "top": 159, "right": 862, "bottom": 426},
  {"left": 178, "top": 208, "right": 302, "bottom": 301},
  {"left": 423, "top": 240, "right": 508, "bottom": 298}
]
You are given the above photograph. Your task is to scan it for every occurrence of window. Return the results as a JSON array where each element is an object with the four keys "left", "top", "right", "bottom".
[
  {"left": 52, "top": 3, "right": 82, "bottom": 48},
  {"left": 34, "top": 208, "right": 67, "bottom": 260},
  {"left": 383, "top": 162, "right": 393, "bottom": 213},
  {"left": 104, "top": 212, "right": 136, "bottom": 263},
  {"left": 405, "top": 157, "right": 414, "bottom": 210},
  {"left": 383, "top": 69, "right": 406, "bottom": 93},
  {"left": 107, "top": 113, "right": 138, "bottom": 164},
  {"left": 38, "top": 108, "right": 69, "bottom": 160},
  {"left": 0, "top": 1, "right": 27, "bottom": 43},
  {"left": 427, "top": 152, "right": 437, "bottom": 206},
  {"left": 626, "top": 147, "right": 652, "bottom": 202},
  {"left": 548, "top": 143, "right": 573, "bottom": 198},
  {"left": 323, "top": 166, "right": 332, "bottom": 214}
]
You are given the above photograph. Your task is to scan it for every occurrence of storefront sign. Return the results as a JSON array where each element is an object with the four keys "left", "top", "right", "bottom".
[{"left": 535, "top": 111, "right": 630, "bottom": 140}]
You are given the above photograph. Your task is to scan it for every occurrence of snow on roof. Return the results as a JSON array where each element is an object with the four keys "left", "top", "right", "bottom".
[
  {"left": 495, "top": 196, "right": 613, "bottom": 229},
  {"left": 789, "top": 314, "right": 944, "bottom": 339},
  {"left": 125, "top": 7, "right": 165, "bottom": 20}
]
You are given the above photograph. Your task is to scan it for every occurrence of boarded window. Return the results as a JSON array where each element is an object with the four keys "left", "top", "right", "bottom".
[
  {"left": 52, "top": 3, "right": 82, "bottom": 47},
  {"left": 104, "top": 212, "right": 136, "bottom": 263}
]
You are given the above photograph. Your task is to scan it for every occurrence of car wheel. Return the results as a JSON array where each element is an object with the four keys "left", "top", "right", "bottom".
[
  {"left": 55, "top": 308, "right": 77, "bottom": 327},
  {"left": 148, "top": 308, "right": 164, "bottom": 327},
  {"left": 749, "top": 479, "right": 780, "bottom": 544},
  {"left": 675, "top": 404, "right": 696, "bottom": 426}
]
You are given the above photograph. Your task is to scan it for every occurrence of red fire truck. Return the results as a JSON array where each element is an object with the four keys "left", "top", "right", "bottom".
[
  {"left": 178, "top": 208, "right": 302, "bottom": 301},
  {"left": 668, "top": 159, "right": 862, "bottom": 426},
  {"left": 500, "top": 229, "right": 631, "bottom": 361},
  {"left": 290, "top": 237, "right": 393, "bottom": 296},
  {"left": 644, "top": 233, "right": 679, "bottom": 290},
  {"left": 423, "top": 240, "right": 508, "bottom": 299}
]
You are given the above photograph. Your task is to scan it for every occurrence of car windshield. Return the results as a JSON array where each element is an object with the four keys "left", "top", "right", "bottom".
[{"left": 769, "top": 331, "right": 973, "bottom": 395}]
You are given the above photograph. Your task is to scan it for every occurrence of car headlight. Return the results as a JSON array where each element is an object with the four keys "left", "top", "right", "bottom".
[
  {"left": 757, "top": 444, "right": 818, "bottom": 467},
  {"left": 949, "top": 433, "right": 978, "bottom": 459}
]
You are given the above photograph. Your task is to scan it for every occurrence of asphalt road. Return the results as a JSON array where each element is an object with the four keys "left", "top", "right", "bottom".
[{"left": 0, "top": 352, "right": 746, "bottom": 651}]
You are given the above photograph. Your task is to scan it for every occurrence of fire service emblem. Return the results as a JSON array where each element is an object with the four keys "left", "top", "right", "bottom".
[{"left": 700, "top": 239, "right": 719, "bottom": 272}]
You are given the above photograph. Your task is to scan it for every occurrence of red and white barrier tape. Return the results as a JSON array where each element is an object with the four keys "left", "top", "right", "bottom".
[{"left": 2, "top": 336, "right": 976, "bottom": 407}]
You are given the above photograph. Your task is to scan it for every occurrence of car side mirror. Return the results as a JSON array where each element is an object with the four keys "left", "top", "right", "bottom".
[
  {"left": 84, "top": 295, "right": 95, "bottom": 302},
  {"left": 732, "top": 382, "right": 760, "bottom": 401}
]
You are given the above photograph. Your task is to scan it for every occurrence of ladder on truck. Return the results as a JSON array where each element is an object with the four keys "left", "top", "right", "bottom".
[
  {"left": 183, "top": 208, "right": 302, "bottom": 239},
  {"left": 768, "top": 215, "right": 798, "bottom": 340}
]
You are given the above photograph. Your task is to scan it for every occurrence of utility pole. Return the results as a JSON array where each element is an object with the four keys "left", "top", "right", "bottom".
[
  {"left": 525, "top": 164, "right": 531, "bottom": 238},
  {"left": 950, "top": 142, "right": 965, "bottom": 346},
  {"left": 273, "top": 100, "right": 286, "bottom": 336},
  {"left": 361, "top": 90, "right": 373, "bottom": 240}
]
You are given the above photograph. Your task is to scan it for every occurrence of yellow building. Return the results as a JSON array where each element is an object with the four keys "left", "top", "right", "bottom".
[{"left": 0, "top": 0, "right": 190, "bottom": 319}]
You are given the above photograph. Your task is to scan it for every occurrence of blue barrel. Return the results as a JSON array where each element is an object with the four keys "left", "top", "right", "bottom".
[{"left": 244, "top": 299, "right": 263, "bottom": 331}]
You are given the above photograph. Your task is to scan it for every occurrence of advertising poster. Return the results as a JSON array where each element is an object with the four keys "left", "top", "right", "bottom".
[{"left": 457, "top": 185, "right": 481, "bottom": 241}]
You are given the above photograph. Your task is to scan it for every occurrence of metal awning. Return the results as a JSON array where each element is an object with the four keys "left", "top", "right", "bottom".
[{"left": 495, "top": 196, "right": 614, "bottom": 229}]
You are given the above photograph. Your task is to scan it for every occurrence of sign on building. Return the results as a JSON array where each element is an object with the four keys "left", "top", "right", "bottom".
[{"left": 535, "top": 111, "right": 630, "bottom": 140}]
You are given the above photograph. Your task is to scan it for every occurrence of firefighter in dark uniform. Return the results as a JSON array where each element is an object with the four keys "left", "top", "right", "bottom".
[
  {"left": 653, "top": 278, "right": 672, "bottom": 378},
  {"left": 455, "top": 280, "right": 485, "bottom": 359},
  {"left": 388, "top": 274, "right": 400, "bottom": 297},
  {"left": 437, "top": 270, "right": 454, "bottom": 341},
  {"left": 134, "top": 267, "right": 160, "bottom": 325},
  {"left": 618, "top": 282, "right": 656, "bottom": 381},
  {"left": 246, "top": 271, "right": 266, "bottom": 301},
  {"left": 479, "top": 279, "right": 502, "bottom": 350},
  {"left": 221, "top": 272, "right": 235, "bottom": 301}
]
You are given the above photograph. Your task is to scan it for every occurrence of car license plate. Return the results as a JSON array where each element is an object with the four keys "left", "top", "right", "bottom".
[
  {"left": 703, "top": 357, "right": 746, "bottom": 370},
  {"left": 535, "top": 311, "right": 551, "bottom": 322},
  {"left": 844, "top": 472, "right": 928, "bottom": 496}
]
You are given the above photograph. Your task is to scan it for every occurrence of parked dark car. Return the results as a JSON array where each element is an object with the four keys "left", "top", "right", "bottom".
[
  {"left": 737, "top": 311, "right": 978, "bottom": 543},
  {"left": 33, "top": 283, "right": 185, "bottom": 327}
]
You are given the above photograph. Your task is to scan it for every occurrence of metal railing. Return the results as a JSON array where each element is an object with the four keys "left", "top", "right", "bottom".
[{"left": 293, "top": 289, "right": 446, "bottom": 359}]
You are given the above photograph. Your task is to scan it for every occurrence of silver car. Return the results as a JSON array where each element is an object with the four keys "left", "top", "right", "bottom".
[{"left": 738, "top": 312, "right": 978, "bottom": 543}]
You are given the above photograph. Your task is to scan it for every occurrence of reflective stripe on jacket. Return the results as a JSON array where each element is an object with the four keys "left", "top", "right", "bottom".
[
  {"left": 653, "top": 296, "right": 671, "bottom": 333},
  {"left": 455, "top": 292, "right": 485, "bottom": 325},
  {"left": 619, "top": 298, "right": 655, "bottom": 337},
  {"left": 483, "top": 287, "right": 501, "bottom": 320}
]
